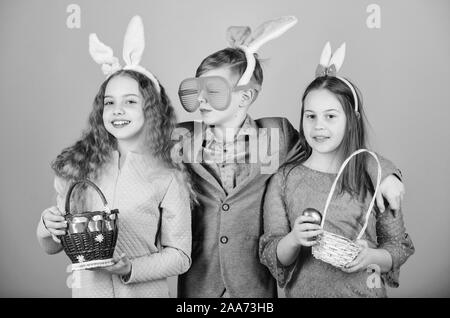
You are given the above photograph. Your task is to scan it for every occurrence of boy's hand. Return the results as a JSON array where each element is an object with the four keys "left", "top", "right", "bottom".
[
  {"left": 341, "top": 240, "right": 374, "bottom": 273},
  {"left": 376, "top": 175, "right": 405, "bottom": 213},
  {"left": 41, "top": 206, "right": 67, "bottom": 243},
  {"left": 96, "top": 253, "right": 132, "bottom": 277},
  {"left": 291, "top": 215, "right": 324, "bottom": 247}
]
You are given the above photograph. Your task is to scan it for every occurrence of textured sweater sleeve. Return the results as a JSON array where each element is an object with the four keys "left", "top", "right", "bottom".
[
  {"left": 124, "top": 172, "right": 192, "bottom": 284},
  {"left": 376, "top": 207, "right": 415, "bottom": 287},
  {"left": 54, "top": 176, "right": 67, "bottom": 213},
  {"left": 259, "top": 171, "right": 297, "bottom": 288},
  {"left": 37, "top": 176, "right": 68, "bottom": 254}
]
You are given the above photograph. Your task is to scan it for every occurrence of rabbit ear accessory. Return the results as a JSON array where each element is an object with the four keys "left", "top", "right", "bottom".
[
  {"left": 315, "top": 42, "right": 359, "bottom": 116},
  {"left": 226, "top": 16, "right": 298, "bottom": 86},
  {"left": 89, "top": 15, "right": 160, "bottom": 93}
]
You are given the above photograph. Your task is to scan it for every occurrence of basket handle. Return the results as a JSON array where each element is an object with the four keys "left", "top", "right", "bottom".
[
  {"left": 65, "top": 179, "right": 111, "bottom": 215},
  {"left": 320, "top": 149, "right": 382, "bottom": 240}
]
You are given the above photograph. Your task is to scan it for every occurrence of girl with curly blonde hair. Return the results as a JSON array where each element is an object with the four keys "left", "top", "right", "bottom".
[{"left": 36, "top": 16, "right": 193, "bottom": 298}]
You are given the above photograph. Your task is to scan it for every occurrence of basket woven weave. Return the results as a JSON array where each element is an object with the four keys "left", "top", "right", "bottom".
[
  {"left": 59, "top": 179, "right": 119, "bottom": 271},
  {"left": 311, "top": 149, "right": 381, "bottom": 268}
]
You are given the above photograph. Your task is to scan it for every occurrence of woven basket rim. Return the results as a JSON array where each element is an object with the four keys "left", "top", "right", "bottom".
[
  {"left": 65, "top": 209, "right": 119, "bottom": 219},
  {"left": 321, "top": 230, "right": 358, "bottom": 244}
]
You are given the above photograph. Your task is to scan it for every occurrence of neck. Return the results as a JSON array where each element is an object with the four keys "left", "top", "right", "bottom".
[
  {"left": 304, "top": 149, "right": 343, "bottom": 174},
  {"left": 117, "top": 140, "right": 141, "bottom": 168}
]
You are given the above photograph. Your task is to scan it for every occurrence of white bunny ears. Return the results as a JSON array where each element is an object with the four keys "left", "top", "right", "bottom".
[
  {"left": 315, "top": 42, "right": 359, "bottom": 116},
  {"left": 226, "top": 16, "right": 298, "bottom": 86},
  {"left": 315, "top": 42, "right": 346, "bottom": 77},
  {"left": 89, "top": 15, "right": 160, "bottom": 93}
]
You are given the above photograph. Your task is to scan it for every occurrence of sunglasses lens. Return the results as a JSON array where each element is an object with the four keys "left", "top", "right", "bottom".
[
  {"left": 205, "top": 78, "right": 229, "bottom": 110},
  {"left": 178, "top": 76, "right": 232, "bottom": 112},
  {"left": 179, "top": 79, "right": 200, "bottom": 112}
]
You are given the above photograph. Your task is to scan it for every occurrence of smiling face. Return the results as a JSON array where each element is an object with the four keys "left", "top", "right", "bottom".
[
  {"left": 302, "top": 88, "right": 347, "bottom": 156},
  {"left": 197, "top": 67, "right": 248, "bottom": 127},
  {"left": 102, "top": 75, "right": 146, "bottom": 149}
]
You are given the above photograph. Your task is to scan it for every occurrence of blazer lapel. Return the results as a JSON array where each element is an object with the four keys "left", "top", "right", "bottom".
[
  {"left": 226, "top": 121, "right": 280, "bottom": 198},
  {"left": 183, "top": 121, "right": 226, "bottom": 194}
]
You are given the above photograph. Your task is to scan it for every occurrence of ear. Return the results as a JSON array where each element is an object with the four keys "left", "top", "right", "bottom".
[
  {"left": 246, "top": 16, "right": 298, "bottom": 52},
  {"left": 329, "top": 42, "right": 346, "bottom": 72},
  {"left": 123, "top": 15, "right": 145, "bottom": 67},
  {"left": 239, "top": 89, "right": 256, "bottom": 107},
  {"left": 237, "top": 16, "right": 297, "bottom": 86},
  {"left": 319, "top": 41, "right": 332, "bottom": 67},
  {"left": 89, "top": 33, "right": 114, "bottom": 64},
  {"left": 226, "top": 26, "right": 252, "bottom": 47},
  {"left": 89, "top": 33, "right": 121, "bottom": 75}
]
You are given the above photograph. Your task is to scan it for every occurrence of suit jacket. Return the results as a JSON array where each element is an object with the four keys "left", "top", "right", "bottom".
[{"left": 176, "top": 117, "right": 303, "bottom": 297}]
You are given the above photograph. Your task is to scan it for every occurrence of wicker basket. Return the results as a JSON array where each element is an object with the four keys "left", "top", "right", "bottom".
[
  {"left": 312, "top": 149, "right": 381, "bottom": 268},
  {"left": 59, "top": 179, "right": 119, "bottom": 271}
]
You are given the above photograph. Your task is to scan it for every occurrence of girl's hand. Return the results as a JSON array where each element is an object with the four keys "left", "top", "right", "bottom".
[
  {"left": 96, "top": 253, "right": 132, "bottom": 277},
  {"left": 377, "top": 175, "right": 405, "bottom": 213},
  {"left": 342, "top": 240, "right": 375, "bottom": 273},
  {"left": 41, "top": 206, "right": 67, "bottom": 243},
  {"left": 290, "top": 215, "right": 324, "bottom": 247}
]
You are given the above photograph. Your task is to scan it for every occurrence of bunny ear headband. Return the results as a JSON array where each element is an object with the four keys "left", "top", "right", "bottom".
[
  {"left": 88, "top": 15, "right": 160, "bottom": 93},
  {"left": 315, "top": 42, "right": 359, "bottom": 116},
  {"left": 226, "top": 16, "right": 298, "bottom": 86}
]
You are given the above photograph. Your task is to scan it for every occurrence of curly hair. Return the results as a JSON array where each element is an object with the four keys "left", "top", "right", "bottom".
[{"left": 52, "top": 69, "right": 197, "bottom": 204}]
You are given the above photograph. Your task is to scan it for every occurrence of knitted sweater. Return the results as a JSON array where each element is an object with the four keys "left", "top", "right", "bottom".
[
  {"left": 259, "top": 164, "right": 414, "bottom": 298},
  {"left": 52, "top": 151, "right": 192, "bottom": 298}
]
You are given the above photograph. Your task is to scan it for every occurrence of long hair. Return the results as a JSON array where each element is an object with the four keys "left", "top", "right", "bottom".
[
  {"left": 283, "top": 76, "right": 373, "bottom": 201},
  {"left": 52, "top": 69, "right": 197, "bottom": 203},
  {"left": 196, "top": 47, "right": 263, "bottom": 88}
]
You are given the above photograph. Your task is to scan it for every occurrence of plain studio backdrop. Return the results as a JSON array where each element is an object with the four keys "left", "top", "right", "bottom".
[{"left": 0, "top": 0, "right": 449, "bottom": 297}]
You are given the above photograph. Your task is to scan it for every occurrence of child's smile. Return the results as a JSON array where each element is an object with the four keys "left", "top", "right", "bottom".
[
  {"left": 309, "top": 131, "right": 335, "bottom": 152},
  {"left": 311, "top": 134, "right": 331, "bottom": 143},
  {"left": 111, "top": 119, "right": 131, "bottom": 128}
]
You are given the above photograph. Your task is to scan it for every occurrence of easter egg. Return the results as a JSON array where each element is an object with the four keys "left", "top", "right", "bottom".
[
  {"left": 302, "top": 208, "right": 322, "bottom": 225},
  {"left": 69, "top": 216, "right": 89, "bottom": 233}
]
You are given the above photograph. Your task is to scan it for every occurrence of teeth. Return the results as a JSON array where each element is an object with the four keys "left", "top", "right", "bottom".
[{"left": 112, "top": 120, "right": 130, "bottom": 125}]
